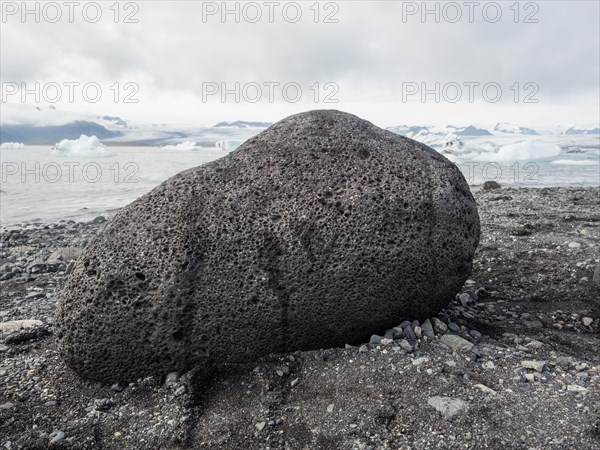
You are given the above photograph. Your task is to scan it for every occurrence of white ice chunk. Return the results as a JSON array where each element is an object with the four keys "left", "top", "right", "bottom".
[
  {"left": 0, "top": 142, "right": 25, "bottom": 150},
  {"left": 50, "top": 135, "right": 110, "bottom": 156},
  {"left": 473, "top": 142, "right": 561, "bottom": 162}
]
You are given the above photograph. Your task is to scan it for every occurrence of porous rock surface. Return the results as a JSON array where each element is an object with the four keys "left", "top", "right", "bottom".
[{"left": 55, "top": 110, "right": 480, "bottom": 382}]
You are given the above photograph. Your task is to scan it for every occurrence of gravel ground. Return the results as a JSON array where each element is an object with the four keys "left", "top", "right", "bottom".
[{"left": 1, "top": 187, "right": 599, "bottom": 449}]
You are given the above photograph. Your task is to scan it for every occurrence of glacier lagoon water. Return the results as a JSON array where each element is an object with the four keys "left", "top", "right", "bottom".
[
  {"left": 0, "top": 146, "right": 230, "bottom": 226},
  {"left": 1, "top": 142, "right": 599, "bottom": 227}
]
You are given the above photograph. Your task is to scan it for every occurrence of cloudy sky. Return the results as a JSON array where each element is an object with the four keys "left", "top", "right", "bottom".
[{"left": 1, "top": 1, "right": 599, "bottom": 128}]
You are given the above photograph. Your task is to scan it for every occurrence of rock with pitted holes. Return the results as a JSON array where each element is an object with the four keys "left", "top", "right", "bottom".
[
  {"left": 593, "top": 263, "right": 600, "bottom": 287},
  {"left": 55, "top": 110, "right": 480, "bottom": 382}
]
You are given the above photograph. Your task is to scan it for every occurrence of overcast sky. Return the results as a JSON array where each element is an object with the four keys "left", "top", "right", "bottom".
[{"left": 1, "top": 1, "right": 599, "bottom": 128}]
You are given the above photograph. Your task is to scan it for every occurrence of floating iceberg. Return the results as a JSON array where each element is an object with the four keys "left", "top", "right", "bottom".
[
  {"left": 472, "top": 142, "right": 561, "bottom": 162},
  {"left": 406, "top": 130, "right": 501, "bottom": 162},
  {"left": 51, "top": 135, "right": 110, "bottom": 156},
  {"left": 441, "top": 141, "right": 499, "bottom": 161},
  {"left": 0, "top": 142, "right": 25, "bottom": 150},
  {"left": 162, "top": 141, "right": 199, "bottom": 151}
]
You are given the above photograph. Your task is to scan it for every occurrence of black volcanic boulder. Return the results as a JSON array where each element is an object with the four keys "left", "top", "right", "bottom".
[{"left": 55, "top": 110, "right": 480, "bottom": 382}]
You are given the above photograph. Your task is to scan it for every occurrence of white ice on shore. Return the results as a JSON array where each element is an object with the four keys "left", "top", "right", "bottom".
[
  {"left": 0, "top": 142, "right": 25, "bottom": 150},
  {"left": 472, "top": 142, "right": 561, "bottom": 162},
  {"left": 407, "top": 131, "right": 499, "bottom": 162},
  {"left": 216, "top": 140, "right": 243, "bottom": 151},
  {"left": 162, "top": 141, "right": 199, "bottom": 151},
  {"left": 50, "top": 135, "right": 110, "bottom": 156}
]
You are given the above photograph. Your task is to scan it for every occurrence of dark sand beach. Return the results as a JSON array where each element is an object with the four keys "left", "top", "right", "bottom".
[{"left": 1, "top": 187, "right": 599, "bottom": 449}]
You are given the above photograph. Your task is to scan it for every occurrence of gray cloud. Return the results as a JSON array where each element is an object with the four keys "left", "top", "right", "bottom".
[{"left": 1, "top": 1, "right": 598, "bottom": 126}]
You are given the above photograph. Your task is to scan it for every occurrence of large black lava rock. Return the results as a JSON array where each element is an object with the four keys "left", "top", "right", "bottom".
[{"left": 56, "top": 110, "right": 480, "bottom": 382}]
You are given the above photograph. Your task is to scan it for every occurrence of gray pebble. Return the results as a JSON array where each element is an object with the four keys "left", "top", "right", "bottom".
[
  {"left": 575, "top": 372, "right": 590, "bottom": 383},
  {"left": 392, "top": 327, "right": 404, "bottom": 338},
  {"left": 427, "top": 396, "right": 467, "bottom": 419},
  {"left": 276, "top": 365, "right": 290, "bottom": 377},
  {"left": 174, "top": 385, "right": 187, "bottom": 396},
  {"left": 448, "top": 322, "right": 460, "bottom": 332},
  {"left": 165, "top": 371, "right": 180, "bottom": 385},
  {"left": 523, "top": 320, "right": 543, "bottom": 330},
  {"left": 110, "top": 382, "right": 126, "bottom": 392},
  {"left": 413, "top": 326, "right": 422, "bottom": 339},
  {"left": 556, "top": 356, "right": 575, "bottom": 369},
  {"left": 459, "top": 292, "right": 472, "bottom": 306},
  {"left": 49, "top": 430, "right": 65, "bottom": 445},
  {"left": 404, "top": 325, "right": 416, "bottom": 341},
  {"left": 94, "top": 398, "right": 114, "bottom": 412},
  {"left": 469, "top": 330, "right": 482, "bottom": 339},
  {"left": 399, "top": 339, "right": 413, "bottom": 352},
  {"left": 440, "top": 334, "right": 474, "bottom": 352},
  {"left": 432, "top": 317, "right": 448, "bottom": 334},
  {"left": 521, "top": 360, "right": 546, "bottom": 372},
  {"left": 421, "top": 319, "right": 435, "bottom": 339},
  {"left": 369, "top": 334, "right": 382, "bottom": 345}
]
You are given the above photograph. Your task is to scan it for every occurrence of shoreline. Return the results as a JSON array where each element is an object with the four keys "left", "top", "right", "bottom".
[
  {"left": 2, "top": 185, "right": 600, "bottom": 231},
  {"left": 1, "top": 186, "right": 599, "bottom": 449}
]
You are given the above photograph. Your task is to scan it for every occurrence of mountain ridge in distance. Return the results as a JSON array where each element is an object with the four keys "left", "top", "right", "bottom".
[
  {"left": 0, "top": 121, "right": 122, "bottom": 145},
  {"left": 213, "top": 120, "right": 274, "bottom": 128}
]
